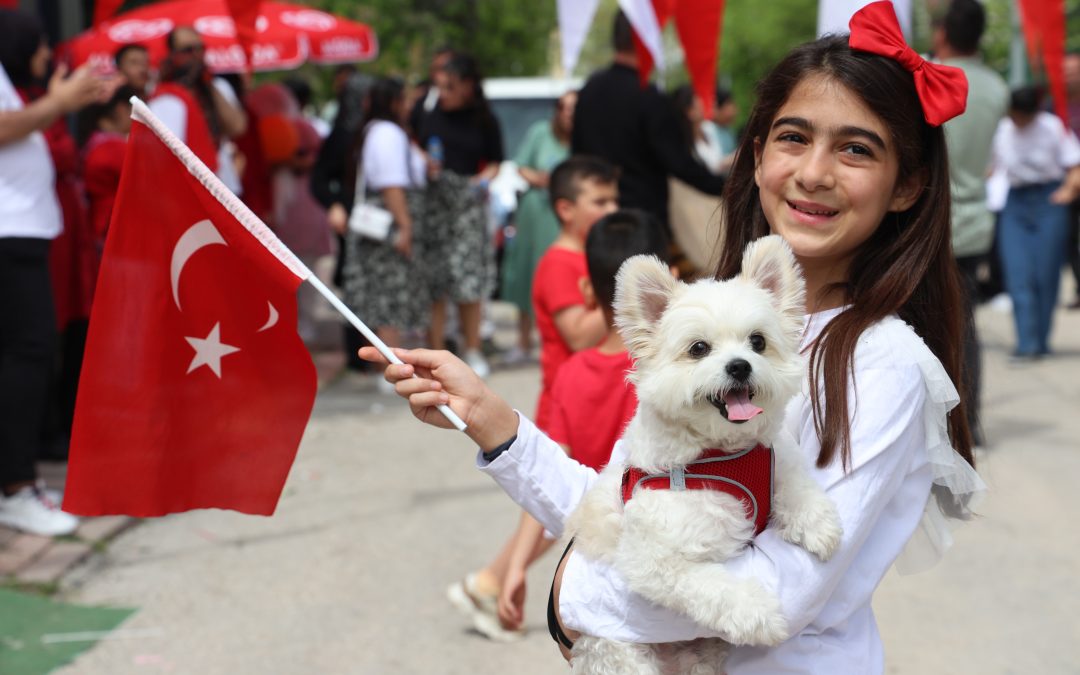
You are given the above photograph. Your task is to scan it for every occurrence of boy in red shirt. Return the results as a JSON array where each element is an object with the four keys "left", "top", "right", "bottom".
[
  {"left": 531, "top": 156, "right": 619, "bottom": 432},
  {"left": 447, "top": 157, "right": 618, "bottom": 640},
  {"left": 496, "top": 209, "right": 671, "bottom": 631}
]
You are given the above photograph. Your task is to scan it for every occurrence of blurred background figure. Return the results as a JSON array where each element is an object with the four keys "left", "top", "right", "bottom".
[
  {"left": 311, "top": 72, "right": 374, "bottom": 370},
  {"left": 271, "top": 115, "right": 333, "bottom": 345},
  {"left": 698, "top": 86, "right": 737, "bottom": 176},
  {"left": 1065, "top": 51, "right": 1080, "bottom": 310},
  {"left": 934, "top": 0, "right": 1008, "bottom": 445},
  {"left": 283, "top": 75, "right": 330, "bottom": 138},
  {"left": 572, "top": 11, "right": 723, "bottom": 234},
  {"left": 80, "top": 85, "right": 136, "bottom": 268},
  {"left": 0, "top": 7, "right": 115, "bottom": 536},
  {"left": 113, "top": 43, "right": 150, "bottom": 99},
  {"left": 337, "top": 77, "right": 429, "bottom": 390},
  {"left": 413, "top": 51, "right": 503, "bottom": 378},
  {"left": 149, "top": 26, "right": 247, "bottom": 194},
  {"left": 498, "top": 90, "right": 575, "bottom": 365},
  {"left": 993, "top": 85, "right": 1080, "bottom": 362},
  {"left": 408, "top": 45, "right": 455, "bottom": 137}
]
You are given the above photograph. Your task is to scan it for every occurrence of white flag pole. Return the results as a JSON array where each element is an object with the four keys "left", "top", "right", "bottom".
[{"left": 128, "top": 97, "right": 467, "bottom": 432}]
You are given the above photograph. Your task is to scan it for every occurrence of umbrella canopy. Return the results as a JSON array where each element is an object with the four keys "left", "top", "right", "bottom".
[{"left": 60, "top": 0, "right": 377, "bottom": 73}]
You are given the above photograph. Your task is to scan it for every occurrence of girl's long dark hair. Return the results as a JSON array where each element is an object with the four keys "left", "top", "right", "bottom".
[
  {"left": 0, "top": 9, "right": 45, "bottom": 89},
  {"left": 441, "top": 52, "right": 497, "bottom": 131},
  {"left": 715, "top": 35, "right": 974, "bottom": 471},
  {"left": 345, "top": 77, "right": 405, "bottom": 198}
]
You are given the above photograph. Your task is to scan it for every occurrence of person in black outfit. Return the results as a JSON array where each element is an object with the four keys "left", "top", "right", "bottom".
[
  {"left": 310, "top": 72, "right": 374, "bottom": 370},
  {"left": 571, "top": 11, "right": 724, "bottom": 228},
  {"left": 412, "top": 52, "right": 503, "bottom": 378}
]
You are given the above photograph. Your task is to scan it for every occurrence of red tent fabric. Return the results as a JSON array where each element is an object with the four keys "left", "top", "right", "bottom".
[{"left": 62, "top": 0, "right": 377, "bottom": 73}]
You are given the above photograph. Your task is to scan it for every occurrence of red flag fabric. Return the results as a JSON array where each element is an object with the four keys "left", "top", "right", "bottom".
[
  {"left": 64, "top": 103, "right": 317, "bottom": 517},
  {"left": 1017, "top": 0, "right": 1068, "bottom": 125}
]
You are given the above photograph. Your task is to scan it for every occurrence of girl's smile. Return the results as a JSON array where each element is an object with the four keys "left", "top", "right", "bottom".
[{"left": 754, "top": 74, "right": 920, "bottom": 304}]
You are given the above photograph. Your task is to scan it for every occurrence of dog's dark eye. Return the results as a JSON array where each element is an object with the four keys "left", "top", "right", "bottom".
[
  {"left": 749, "top": 333, "right": 766, "bottom": 353},
  {"left": 688, "top": 341, "right": 711, "bottom": 358}
]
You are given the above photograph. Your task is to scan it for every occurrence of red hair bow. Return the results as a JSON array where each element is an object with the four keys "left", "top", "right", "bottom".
[{"left": 848, "top": 1, "right": 968, "bottom": 126}]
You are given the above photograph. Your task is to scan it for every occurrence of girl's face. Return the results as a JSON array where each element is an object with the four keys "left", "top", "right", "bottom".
[
  {"left": 754, "top": 74, "right": 919, "bottom": 281},
  {"left": 438, "top": 73, "right": 474, "bottom": 111}
]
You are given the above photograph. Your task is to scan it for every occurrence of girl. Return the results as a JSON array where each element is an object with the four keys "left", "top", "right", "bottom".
[
  {"left": 338, "top": 78, "right": 429, "bottom": 375},
  {"left": 362, "top": 3, "right": 984, "bottom": 672},
  {"left": 499, "top": 90, "right": 577, "bottom": 363},
  {"left": 413, "top": 52, "right": 504, "bottom": 378}
]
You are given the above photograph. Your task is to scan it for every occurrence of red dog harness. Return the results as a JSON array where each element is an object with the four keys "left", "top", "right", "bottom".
[{"left": 620, "top": 444, "right": 774, "bottom": 535}]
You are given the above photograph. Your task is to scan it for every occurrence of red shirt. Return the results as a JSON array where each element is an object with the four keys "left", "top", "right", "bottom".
[
  {"left": 532, "top": 246, "right": 589, "bottom": 432},
  {"left": 83, "top": 131, "right": 127, "bottom": 239},
  {"left": 547, "top": 348, "right": 637, "bottom": 470}
]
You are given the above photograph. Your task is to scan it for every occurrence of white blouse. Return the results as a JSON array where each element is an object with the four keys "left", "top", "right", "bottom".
[{"left": 479, "top": 308, "right": 984, "bottom": 674}]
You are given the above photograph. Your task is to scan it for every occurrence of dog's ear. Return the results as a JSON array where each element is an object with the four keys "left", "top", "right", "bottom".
[
  {"left": 740, "top": 236, "right": 805, "bottom": 331},
  {"left": 614, "top": 255, "right": 679, "bottom": 359}
]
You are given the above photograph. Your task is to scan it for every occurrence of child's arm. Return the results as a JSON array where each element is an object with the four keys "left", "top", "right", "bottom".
[
  {"left": 553, "top": 304, "right": 607, "bottom": 352},
  {"left": 497, "top": 508, "right": 559, "bottom": 629},
  {"left": 361, "top": 347, "right": 601, "bottom": 534}
]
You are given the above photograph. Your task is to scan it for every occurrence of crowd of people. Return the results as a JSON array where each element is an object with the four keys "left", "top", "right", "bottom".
[{"left": 2, "top": 4, "right": 1080, "bottom": 671}]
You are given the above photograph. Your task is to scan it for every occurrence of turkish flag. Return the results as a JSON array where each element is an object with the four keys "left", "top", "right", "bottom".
[{"left": 64, "top": 104, "right": 317, "bottom": 517}]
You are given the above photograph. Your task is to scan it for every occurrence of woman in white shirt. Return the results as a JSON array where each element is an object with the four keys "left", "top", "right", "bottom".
[
  {"left": 992, "top": 86, "right": 1080, "bottom": 360},
  {"left": 335, "top": 77, "right": 429, "bottom": 367},
  {"left": 0, "top": 9, "right": 113, "bottom": 538},
  {"left": 362, "top": 9, "right": 984, "bottom": 673}
]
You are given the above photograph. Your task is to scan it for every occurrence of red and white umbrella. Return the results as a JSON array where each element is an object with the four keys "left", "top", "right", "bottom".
[{"left": 60, "top": 0, "right": 378, "bottom": 73}]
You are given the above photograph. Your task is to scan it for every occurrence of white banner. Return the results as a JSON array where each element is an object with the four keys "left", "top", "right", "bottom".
[
  {"left": 557, "top": 0, "right": 600, "bottom": 76},
  {"left": 817, "top": 0, "right": 912, "bottom": 39}
]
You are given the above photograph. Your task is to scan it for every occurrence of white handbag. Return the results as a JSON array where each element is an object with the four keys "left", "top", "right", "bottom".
[{"left": 348, "top": 166, "right": 394, "bottom": 241}]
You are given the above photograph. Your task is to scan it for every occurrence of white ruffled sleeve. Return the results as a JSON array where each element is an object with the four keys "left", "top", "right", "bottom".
[
  {"left": 892, "top": 325, "right": 987, "bottom": 575},
  {"left": 477, "top": 412, "right": 602, "bottom": 538}
]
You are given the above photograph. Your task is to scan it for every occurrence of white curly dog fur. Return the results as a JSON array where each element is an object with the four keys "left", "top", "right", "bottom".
[{"left": 563, "top": 236, "right": 843, "bottom": 674}]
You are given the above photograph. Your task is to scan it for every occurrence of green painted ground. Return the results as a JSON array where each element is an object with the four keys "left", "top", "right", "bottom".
[{"left": 0, "top": 589, "right": 134, "bottom": 674}]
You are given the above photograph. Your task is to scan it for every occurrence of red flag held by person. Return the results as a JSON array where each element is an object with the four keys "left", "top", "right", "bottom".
[{"left": 64, "top": 100, "right": 317, "bottom": 517}]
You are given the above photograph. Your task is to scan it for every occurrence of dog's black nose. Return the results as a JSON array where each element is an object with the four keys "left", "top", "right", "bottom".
[{"left": 726, "top": 359, "right": 752, "bottom": 382}]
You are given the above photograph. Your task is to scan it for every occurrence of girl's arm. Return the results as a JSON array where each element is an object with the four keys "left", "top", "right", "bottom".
[
  {"left": 364, "top": 347, "right": 602, "bottom": 529},
  {"left": 559, "top": 363, "right": 932, "bottom": 644}
]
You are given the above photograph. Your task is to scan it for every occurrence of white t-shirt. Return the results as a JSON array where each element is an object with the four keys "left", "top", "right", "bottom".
[
  {"left": 0, "top": 64, "right": 62, "bottom": 239},
  {"left": 480, "top": 307, "right": 982, "bottom": 674},
  {"left": 992, "top": 112, "right": 1080, "bottom": 187},
  {"left": 361, "top": 120, "right": 426, "bottom": 192}
]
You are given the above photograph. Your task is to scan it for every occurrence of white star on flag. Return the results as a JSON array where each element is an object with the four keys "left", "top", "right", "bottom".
[{"left": 185, "top": 322, "right": 240, "bottom": 378}]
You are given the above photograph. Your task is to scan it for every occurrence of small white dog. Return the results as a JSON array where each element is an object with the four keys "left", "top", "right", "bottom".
[{"left": 564, "top": 235, "right": 843, "bottom": 674}]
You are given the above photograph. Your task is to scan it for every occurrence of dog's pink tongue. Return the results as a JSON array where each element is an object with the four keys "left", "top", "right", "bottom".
[{"left": 724, "top": 390, "right": 763, "bottom": 421}]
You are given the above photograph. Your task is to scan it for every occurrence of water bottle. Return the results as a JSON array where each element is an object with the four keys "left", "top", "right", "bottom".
[{"left": 426, "top": 136, "right": 444, "bottom": 165}]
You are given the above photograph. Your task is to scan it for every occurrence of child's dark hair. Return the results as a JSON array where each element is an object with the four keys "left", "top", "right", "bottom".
[
  {"left": 1009, "top": 86, "right": 1042, "bottom": 115},
  {"left": 939, "top": 0, "right": 986, "bottom": 55},
  {"left": 549, "top": 155, "right": 619, "bottom": 211},
  {"left": 716, "top": 34, "right": 973, "bottom": 474},
  {"left": 114, "top": 43, "right": 148, "bottom": 67},
  {"left": 585, "top": 210, "right": 669, "bottom": 312}
]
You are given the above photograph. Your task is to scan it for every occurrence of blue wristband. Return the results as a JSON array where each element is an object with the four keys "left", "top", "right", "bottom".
[{"left": 481, "top": 435, "right": 517, "bottom": 463}]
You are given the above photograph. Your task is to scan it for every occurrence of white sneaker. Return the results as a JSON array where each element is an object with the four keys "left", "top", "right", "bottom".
[
  {"left": 464, "top": 350, "right": 491, "bottom": 379},
  {"left": 0, "top": 486, "right": 78, "bottom": 536},
  {"left": 446, "top": 575, "right": 524, "bottom": 642}
]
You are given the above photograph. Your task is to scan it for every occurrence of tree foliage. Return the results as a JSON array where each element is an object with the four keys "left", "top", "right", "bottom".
[{"left": 310, "top": 0, "right": 556, "bottom": 80}]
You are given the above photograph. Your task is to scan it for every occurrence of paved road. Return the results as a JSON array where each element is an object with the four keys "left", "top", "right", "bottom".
[{"left": 56, "top": 302, "right": 1080, "bottom": 674}]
